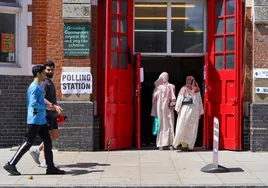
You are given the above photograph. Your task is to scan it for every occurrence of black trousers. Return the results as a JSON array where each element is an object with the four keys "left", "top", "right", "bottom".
[{"left": 9, "top": 124, "right": 54, "bottom": 169}]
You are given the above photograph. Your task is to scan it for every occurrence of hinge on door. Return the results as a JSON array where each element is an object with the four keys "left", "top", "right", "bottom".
[{"left": 107, "top": 140, "right": 111, "bottom": 151}]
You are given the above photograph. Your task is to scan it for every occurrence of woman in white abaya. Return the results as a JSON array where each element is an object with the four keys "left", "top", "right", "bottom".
[
  {"left": 151, "top": 72, "right": 176, "bottom": 150},
  {"left": 173, "top": 76, "right": 204, "bottom": 151}
]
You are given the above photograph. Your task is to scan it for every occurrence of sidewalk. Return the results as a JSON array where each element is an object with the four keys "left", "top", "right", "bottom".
[{"left": 0, "top": 148, "right": 268, "bottom": 187}]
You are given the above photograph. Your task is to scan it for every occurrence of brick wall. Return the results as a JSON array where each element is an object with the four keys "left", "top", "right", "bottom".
[
  {"left": 93, "top": 116, "right": 100, "bottom": 151},
  {"left": 243, "top": 117, "right": 250, "bottom": 151},
  {"left": 45, "top": 1, "right": 98, "bottom": 151},
  {"left": 250, "top": 104, "right": 268, "bottom": 152},
  {"left": 30, "top": 0, "right": 95, "bottom": 100},
  {"left": 250, "top": 4, "right": 268, "bottom": 151},
  {"left": 253, "top": 23, "right": 268, "bottom": 68},
  {"left": 242, "top": 8, "right": 253, "bottom": 151},
  {"left": 53, "top": 102, "right": 95, "bottom": 151},
  {"left": 46, "top": 0, "right": 64, "bottom": 100},
  {"left": 90, "top": 5, "right": 98, "bottom": 101},
  {"left": 28, "top": 0, "right": 47, "bottom": 65},
  {"left": 243, "top": 8, "right": 253, "bottom": 102},
  {"left": 0, "top": 76, "right": 36, "bottom": 148}
]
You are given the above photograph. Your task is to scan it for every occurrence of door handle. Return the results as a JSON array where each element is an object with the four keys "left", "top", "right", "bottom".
[{"left": 230, "top": 98, "right": 238, "bottom": 106}]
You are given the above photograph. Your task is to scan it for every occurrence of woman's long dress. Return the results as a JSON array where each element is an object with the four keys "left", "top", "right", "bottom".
[{"left": 173, "top": 91, "right": 204, "bottom": 149}]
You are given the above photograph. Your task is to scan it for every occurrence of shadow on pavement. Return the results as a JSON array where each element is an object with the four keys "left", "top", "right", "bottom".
[
  {"left": 59, "top": 162, "right": 110, "bottom": 168},
  {"left": 22, "top": 169, "right": 104, "bottom": 176},
  {"left": 228, "top": 167, "right": 244, "bottom": 172},
  {"left": 66, "top": 169, "right": 104, "bottom": 176},
  {"left": 20, "top": 163, "right": 109, "bottom": 176}
]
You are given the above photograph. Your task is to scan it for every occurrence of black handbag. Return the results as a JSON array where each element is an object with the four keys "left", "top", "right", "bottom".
[{"left": 182, "top": 96, "right": 193, "bottom": 105}]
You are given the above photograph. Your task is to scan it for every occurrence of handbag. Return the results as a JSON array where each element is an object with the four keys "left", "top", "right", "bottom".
[
  {"left": 152, "top": 117, "right": 159, "bottom": 136},
  {"left": 182, "top": 96, "right": 193, "bottom": 105},
  {"left": 57, "top": 114, "right": 68, "bottom": 125}
]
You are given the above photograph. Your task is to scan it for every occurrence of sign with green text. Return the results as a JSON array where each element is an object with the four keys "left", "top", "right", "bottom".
[{"left": 64, "top": 24, "right": 90, "bottom": 56}]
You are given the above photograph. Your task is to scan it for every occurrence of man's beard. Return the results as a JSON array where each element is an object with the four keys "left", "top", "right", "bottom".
[{"left": 46, "top": 73, "right": 53, "bottom": 78}]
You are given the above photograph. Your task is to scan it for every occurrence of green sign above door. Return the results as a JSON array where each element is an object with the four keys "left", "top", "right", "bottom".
[{"left": 64, "top": 23, "right": 90, "bottom": 56}]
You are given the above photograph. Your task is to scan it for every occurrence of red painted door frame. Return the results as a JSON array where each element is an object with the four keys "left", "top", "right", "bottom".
[
  {"left": 204, "top": 0, "right": 242, "bottom": 150},
  {"left": 135, "top": 53, "right": 141, "bottom": 149}
]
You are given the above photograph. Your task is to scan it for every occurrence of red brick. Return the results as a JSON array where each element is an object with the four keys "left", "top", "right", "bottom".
[{"left": 243, "top": 8, "right": 253, "bottom": 102}]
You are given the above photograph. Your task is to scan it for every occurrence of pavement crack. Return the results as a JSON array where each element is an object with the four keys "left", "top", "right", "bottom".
[{"left": 168, "top": 151, "right": 182, "bottom": 184}]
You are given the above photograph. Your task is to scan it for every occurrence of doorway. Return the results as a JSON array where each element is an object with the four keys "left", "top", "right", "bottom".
[{"left": 139, "top": 56, "right": 204, "bottom": 148}]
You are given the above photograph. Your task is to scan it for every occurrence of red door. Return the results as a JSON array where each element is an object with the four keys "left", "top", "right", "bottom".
[
  {"left": 104, "top": 0, "right": 134, "bottom": 150},
  {"left": 203, "top": 53, "right": 209, "bottom": 149},
  {"left": 135, "top": 53, "right": 141, "bottom": 149},
  {"left": 205, "top": 0, "right": 242, "bottom": 150}
]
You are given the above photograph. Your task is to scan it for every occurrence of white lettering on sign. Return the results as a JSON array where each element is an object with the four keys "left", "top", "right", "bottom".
[
  {"left": 254, "top": 69, "right": 268, "bottom": 79},
  {"left": 255, "top": 87, "right": 268, "bottom": 94},
  {"left": 61, "top": 72, "right": 92, "bottom": 94}
]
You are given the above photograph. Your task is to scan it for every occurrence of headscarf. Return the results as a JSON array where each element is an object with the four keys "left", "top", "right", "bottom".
[
  {"left": 185, "top": 76, "right": 200, "bottom": 93},
  {"left": 151, "top": 72, "right": 176, "bottom": 116},
  {"left": 154, "top": 72, "right": 169, "bottom": 90}
]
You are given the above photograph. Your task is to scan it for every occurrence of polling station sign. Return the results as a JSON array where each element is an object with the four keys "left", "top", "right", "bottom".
[{"left": 61, "top": 71, "right": 92, "bottom": 94}]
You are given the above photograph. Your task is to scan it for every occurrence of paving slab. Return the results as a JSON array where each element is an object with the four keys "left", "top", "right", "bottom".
[{"left": 0, "top": 148, "right": 268, "bottom": 187}]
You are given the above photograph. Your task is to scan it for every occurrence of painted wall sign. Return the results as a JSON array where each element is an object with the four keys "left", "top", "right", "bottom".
[
  {"left": 61, "top": 71, "right": 92, "bottom": 94},
  {"left": 253, "top": 69, "right": 268, "bottom": 79},
  {"left": 255, "top": 87, "right": 268, "bottom": 94},
  {"left": 64, "top": 24, "right": 90, "bottom": 56}
]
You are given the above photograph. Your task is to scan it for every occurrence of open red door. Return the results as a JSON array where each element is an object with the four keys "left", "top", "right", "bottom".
[
  {"left": 135, "top": 53, "right": 141, "bottom": 149},
  {"left": 203, "top": 53, "right": 210, "bottom": 149},
  {"left": 206, "top": 0, "right": 242, "bottom": 150},
  {"left": 104, "top": 0, "right": 134, "bottom": 150}
]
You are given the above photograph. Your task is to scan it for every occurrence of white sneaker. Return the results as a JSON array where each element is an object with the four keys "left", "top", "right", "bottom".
[
  {"left": 40, "top": 161, "right": 47, "bottom": 168},
  {"left": 29, "top": 148, "right": 40, "bottom": 165},
  {"left": 39, "top": 160, "right": 58, "bottom": 168}
]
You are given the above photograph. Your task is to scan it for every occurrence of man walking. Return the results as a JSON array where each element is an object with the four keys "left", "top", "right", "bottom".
[
  {"left": 30, "top": 61, "right": 62, "bottom": 168},
  {"left": 3, "top": 65, "right": 65, "bottom": 175}
]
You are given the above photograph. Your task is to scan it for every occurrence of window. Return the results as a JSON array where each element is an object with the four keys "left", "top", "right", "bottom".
[
  {"left": 0, "top": 0, "right": 17, "bottom": 3},
  {"left": 0, "top": 0, "right": 31, "bottom": 76},
  {"left": 214, "top": 0, "right": 235, "bottom": 70},
  {"left": 171, "top": 2, "right": 204, "bottom": 53},
  {"left": 134, "top": 1, "right": 205, "bottom": 55},
  {"left": 0, "top": 0, "right": 19, "bottom": 64},
  {"left": 0, "top": 13, "right": 16, "bottom": 63},
  {"left": 135, "top": 2, "right": 167, "bottom": 53},
  {"left": 111, "top": 0, "right": 129, "bottom": 69}
]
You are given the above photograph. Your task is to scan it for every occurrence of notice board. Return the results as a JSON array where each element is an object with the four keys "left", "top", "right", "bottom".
[{"left": 64, "top": 24, "right": 90, "bottom": 56}]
